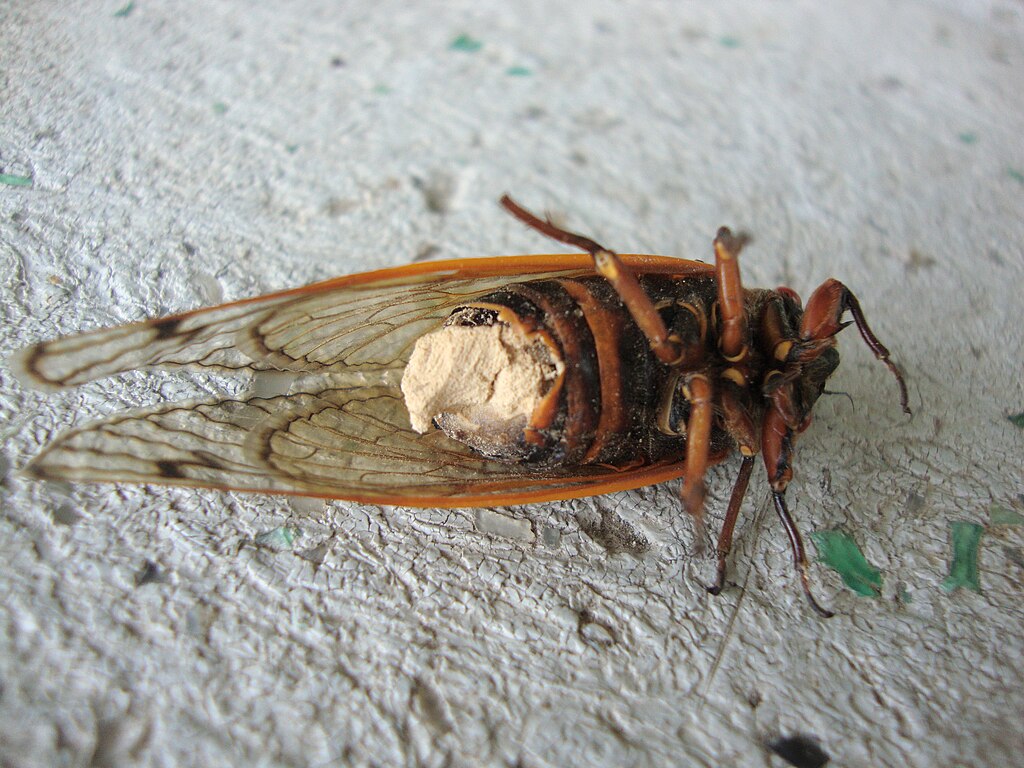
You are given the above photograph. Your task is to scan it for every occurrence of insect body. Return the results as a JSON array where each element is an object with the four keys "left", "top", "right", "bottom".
[{"left": 13, "top": 196, "right": 909, "bottom": 615}]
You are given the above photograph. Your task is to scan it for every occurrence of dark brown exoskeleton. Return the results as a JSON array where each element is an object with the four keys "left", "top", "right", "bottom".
[{"left": 477, "top": 197, "right": 911, "bottom": 616}]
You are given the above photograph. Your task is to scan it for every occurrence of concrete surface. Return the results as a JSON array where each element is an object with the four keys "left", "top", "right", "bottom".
[{"left": 1, "top": 1, "right": 1022, "bottom": 766}]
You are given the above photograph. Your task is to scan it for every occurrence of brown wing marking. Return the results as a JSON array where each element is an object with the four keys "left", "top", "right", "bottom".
[{"left": 24, "top": 385, "right": 694, "bottom": 507}]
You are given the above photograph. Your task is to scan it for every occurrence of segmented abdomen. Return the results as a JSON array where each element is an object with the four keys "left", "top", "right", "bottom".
[{"left": 461, "top": 274, "right": 721, "bottom": 468}]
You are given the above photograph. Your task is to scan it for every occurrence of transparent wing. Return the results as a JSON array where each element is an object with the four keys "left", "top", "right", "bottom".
[
  {"left": 11, "top": 254, "right": 708, "bottom": 390},
  {"left": 25, "top": 385, "right": 689, "bottom": 507},
  {"left": 17, "top": 254, "right": 709, "bottom": 504},
  {"left": 9, "top": 258, "right": 572, "bottom": 390}
]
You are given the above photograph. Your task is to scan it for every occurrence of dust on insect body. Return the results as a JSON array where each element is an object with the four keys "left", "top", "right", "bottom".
[{"left": 11, "top": 195, "right": 910, "bottom": 616}]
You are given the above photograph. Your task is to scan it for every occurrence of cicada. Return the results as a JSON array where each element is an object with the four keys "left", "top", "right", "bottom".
[{"left": 13, "top": 196, "right": 909, "bottom": 615}]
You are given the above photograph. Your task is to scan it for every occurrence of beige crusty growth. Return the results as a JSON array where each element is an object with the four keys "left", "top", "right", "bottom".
[{"left": 401, "top": 321, "right": 563, "bottom": 445}]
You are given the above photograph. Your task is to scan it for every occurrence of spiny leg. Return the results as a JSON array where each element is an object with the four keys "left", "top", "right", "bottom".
[
  {"left": 708, "top": 454, "right": 755, "bottom": 595},
  {"left": 762, "top": 407, "right": 834, "bottom": 617},
  {"left": 801, "top": 278, "right": 910, "bottom": 414},
  {"left": 500, "top": 195, "right": 684, "bottom": 366}
]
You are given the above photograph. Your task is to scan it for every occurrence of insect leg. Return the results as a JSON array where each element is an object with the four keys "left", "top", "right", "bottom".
[
  {"left": 771, "top": 491, "right": 834, "bottom": 618},
  {"left": 800, "top": 279, "right": 910, "bottom": 414},
  {"left": 713, "top": 227, "right": 751, "bottom": 363},
  {"left": 500, "top": 195, "right": 684, "bottom": 366},
  {"left": 762, "top": 407, "right": 835, "bottom": 617},
  {"left": 707, "top": 454, "right": 755, "bottom": 595},
  {"left": 680, "top": 373, "right": 714, "bottom": 546},
  {"left": 756, "top": 299, "right": 809, "bottom": 431},
  {"left": 718, "top": 385, "right": 758, "bottom": 455},
  {"left": 709, "top": 386, "right": 757, "bottom": 593}
]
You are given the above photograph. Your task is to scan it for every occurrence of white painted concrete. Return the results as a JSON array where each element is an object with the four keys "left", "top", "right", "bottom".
[{"left": 1, "top": 1, "right": 1022, "bottom": 765}]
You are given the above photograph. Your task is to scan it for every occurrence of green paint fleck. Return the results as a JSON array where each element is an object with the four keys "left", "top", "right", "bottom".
[
  {"left": 810, "top": 530, "right": 883, "bottom": 596},
  {"left": 449, "top": 34, "right": 482, "bottom": 52},
  {"left": 941, "top": 521, "right": 983, "bottom": 593},
  {"left": 1008, "top": 168, "right": 1024, "bottom": 185},
  {"left": 899, "top": 588, "right": 912, "bottom": 604},
  {"left": 373, "top": 84, "right": 392, "bottom": 95},
  {"left": 957, "top": 132, "right": 978, "bottom": 145},
  {"left": 506, "top": 66, "right": 532, "bottom": 77},
  {"left": 719, "top": 36, "right": 741, "bottom": 48},
  {"left": 990, "top": 505, "right": 1024, "bottom": 526},
  {"left": 285, "top": 143, "right": 299, "bottom": 154},
  {"left": 1008, "top": 411, "right": 1024, "bottom": 428},
  {"left": 212, "top": 102, "right": 228, "bottom": 115},
  {"left": 113, "top": 1, "right": 134, "bottom": 17},
  {"left": 0, "top": 173, "right": 33, "bottom": 187},
  {"left": 255, "top": 525, "right": 298, "bottom": 550}
]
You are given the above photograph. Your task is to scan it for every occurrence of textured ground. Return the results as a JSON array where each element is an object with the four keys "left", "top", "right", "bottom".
[{"left": 1, "top": 1, "right": 1022, "bottom": 766}]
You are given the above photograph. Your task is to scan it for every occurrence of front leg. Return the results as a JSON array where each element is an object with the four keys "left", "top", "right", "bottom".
[{"left": 801, "top": 279, "right": 910, "bottom": 414}]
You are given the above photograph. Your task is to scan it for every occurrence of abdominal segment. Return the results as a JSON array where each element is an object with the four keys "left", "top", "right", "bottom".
[{"left": 402, "top": 275, "right": 724, "bottom": 469}]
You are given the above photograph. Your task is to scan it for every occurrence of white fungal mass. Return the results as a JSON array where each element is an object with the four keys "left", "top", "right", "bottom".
[{"left": 401, "top": 321, "right": 562, "bottom": 447}]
